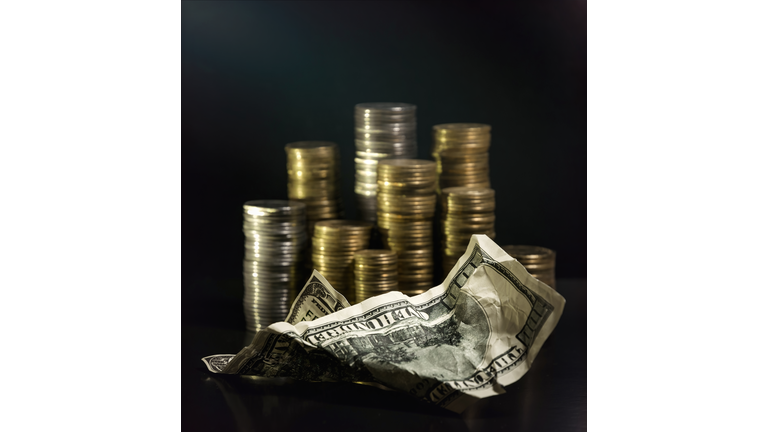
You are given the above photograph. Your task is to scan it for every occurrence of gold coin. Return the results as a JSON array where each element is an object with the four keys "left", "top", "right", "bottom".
[
  {"left": 378, "top": 159, "right": 436, "bottom": 171},
  {"left": 314, "top": 219, "right": 373, "bottom": 235},
  {"left": 433, "top": 123, "right": 491, "bottom": 134},
  {"left": 285, "top": 140, "right": 338, "bottom": 152},
  {"left": 377, "top": 193, "right": 437, "bottom": 203},
  {"left": 500, "top": 245, "right": 556, "bottom": 260},
  {"left": 354, "top": 249, "right": 397, "bottom": 261},
  {"left": 519, "top": 263, "right": 556, "bottom": 272}
]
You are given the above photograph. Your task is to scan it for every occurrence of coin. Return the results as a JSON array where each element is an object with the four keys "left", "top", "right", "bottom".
[
  {"left": 354, "top": 103, "right": 419, "bottom": 224},
  {"left": 285, "top": 141, "right": 344, "bottom": 265},
  {"left": 241, "top": 200, "right": 307, "bottom": 332},
  {"left": 500, "top": 245, "right": 557, "bottom": 290},
  {"left": 374, "top": 161, "right": 437, "bottom": 289},
  {"left": 439, "top": 187, "right": 496, "bottom": 277},
  {"left": 353, "top": 249, "right": 399, "bottom": 303},
  {"left": 431, "top": 123, "right": 492, "bottom": 195},
  {"left": 311, "top": 219, "right": 374, "bottom": 302}
]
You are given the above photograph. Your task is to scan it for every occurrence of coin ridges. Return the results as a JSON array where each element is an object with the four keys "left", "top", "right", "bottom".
[
  {"left": 354, "top": 102, "right": 418, "bottom": 223},
  {"left": 241, "top": 200, "right": 308, "bottom": 332}
]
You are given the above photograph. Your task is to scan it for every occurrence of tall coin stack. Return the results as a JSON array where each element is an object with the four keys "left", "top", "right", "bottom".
[
  {"left": 242, "top": 200, "right": 307, "bottom": 332},
  {"left": 432, "top": 123, "right": 492, "bottom": 194},
  {"left": 377, "top": 159, "right": 437, "bottom": 295},
  {"left": 312, "top": 220, "right": 373, "bottom": 303},
  {"left": 440, "top": 187, "right": 496, "bottom": 276},
  {"left": 285, "top": 141, "right": 343, "bottom": 237},
  {"left": 354, "top": 102, "right": 418, "bottom": 223},
  {"left": 354, "top": 249, "right": 398, "bottom": 303},
  {"left": 501, "top": 245, "right": 557, "bottom": 290}
]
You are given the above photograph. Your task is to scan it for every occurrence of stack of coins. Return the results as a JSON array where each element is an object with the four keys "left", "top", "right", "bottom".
[
  {"left": 354, "top": 249, "right": 398, "bottom": 303},
  {"left": 377, "top": 159, "right": 437, "bottom": 295},
  {"left": 432, "top": 123, "right": 491, "bottom": 194},
  {"left": 440, "top": 187, "right": 496, "bottom": 276},
  {"left": 242, "top": 200, "right": 308, "bottom": 332},
  {"left": 285, "top": 141, "right": 343, "bottom": 236},
  {"left": 501, "top": 245, "right": 557, "bottom": 290},
  {"left": 312, "top": 220, "right": 373, "bottom": 303},
  {"left": 354, "top": 102, "right": 418, "bottom": 223}
]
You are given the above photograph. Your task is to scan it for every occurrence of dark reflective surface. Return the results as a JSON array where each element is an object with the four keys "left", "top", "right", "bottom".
[{"left": 182, "top": 279, "right": 586, "bottom": 431}]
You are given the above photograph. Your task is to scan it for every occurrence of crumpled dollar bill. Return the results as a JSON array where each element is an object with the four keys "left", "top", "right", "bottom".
[{"left": 203, "top": 234, "right": 565, "bottom": 413}]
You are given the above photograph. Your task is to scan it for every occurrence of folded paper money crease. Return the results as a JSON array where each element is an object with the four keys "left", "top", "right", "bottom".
[{"left": 202, "top": 234, "right": 565, "bottom": 413}]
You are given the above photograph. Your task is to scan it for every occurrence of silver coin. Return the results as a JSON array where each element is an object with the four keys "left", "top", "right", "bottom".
[{"left": 355, "top": 102, "right": 416, "bottom": 112}]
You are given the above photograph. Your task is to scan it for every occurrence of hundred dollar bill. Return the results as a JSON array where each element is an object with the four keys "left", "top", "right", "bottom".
[{"left": 202, "top": 234, "right": 565, "bottom": 412}]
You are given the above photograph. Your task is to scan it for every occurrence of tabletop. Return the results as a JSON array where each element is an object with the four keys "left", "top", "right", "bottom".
[{"left": 182, "top": 278, "right": 586, "bottom": 431}]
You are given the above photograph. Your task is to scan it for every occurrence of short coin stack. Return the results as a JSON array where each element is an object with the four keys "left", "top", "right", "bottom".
[
  {"left": 501, "top": 245, "right": 557, "bottom": 290},
  {"left": 440, "top": 187, "right": 496, "bottom": 277},
  {"left": 312, "top": 220, "right": 373, "bottom": 303},
  {"left": 377, "top": 159, "right": 437, "bottom": 295},
  {"left": 354, "top": 102, "right": 418, "bottom": 223},
  {"left": 242, "top": 200, "right": 308, "bottom": 332},
  {"left": 285, "top": 141, "right": 343, "bottom": 237},
  {"left": 432, "top": 123, "right": 492, "bottom": 194},
  {"left": 354, "top": 249, "right": 398, "bottom": 303}
]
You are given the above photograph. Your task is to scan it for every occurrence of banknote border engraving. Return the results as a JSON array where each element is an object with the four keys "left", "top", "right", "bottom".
[
  {"left": 424, "top": 244, "right": 556, "bottom": 407},
  {"left": 285, "top": 275, "right": 343, "bottom": 324},
  {"left": 299, "top": 245, "right": 489, "bottom": 341},
  {"left": 429, "top": 346, "right": 529, "bottom": 407},
  {"left": 479, "top": 248, "right": 554, "bottom": 348}
]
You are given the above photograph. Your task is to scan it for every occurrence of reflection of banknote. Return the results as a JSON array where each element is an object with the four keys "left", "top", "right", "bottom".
[{"left": 203, "top": 235, "right": 565, "bottom": 413}]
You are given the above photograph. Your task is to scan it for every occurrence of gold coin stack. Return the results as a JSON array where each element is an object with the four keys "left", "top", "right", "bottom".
[
  {"left": 354, "top": 249, "right": 398, "bottom": 303},
  {"left": 242, "top": 200, "right": 307, "bottom": 332},
  {"left": 501, "top": 245, "right": 557, "bottom": 290},
  {"left": 285, "top": 141, "right": 343, "bottom": 237},
  {"left": 354, "top": 102, "right": 418, "bottom": 223},
  {"left": 377, "top": 159, "right": 437, "bottom": 295},
  {"left": 440, "top": 187, "right": 496, "bottom": 276},
  {"left": 432, "top": 123, "right": 492, "bottom": 194},
  {"left": 312, "top": 220, "right": 373, "bottom": 303}
]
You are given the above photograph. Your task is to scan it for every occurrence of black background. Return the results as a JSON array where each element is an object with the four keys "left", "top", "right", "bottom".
[
  {"left": 182, "top": 0, "right": 586, "bottom": 294},
  {"left": 182, "top": 3, "right": 586, "bottom": 428}
]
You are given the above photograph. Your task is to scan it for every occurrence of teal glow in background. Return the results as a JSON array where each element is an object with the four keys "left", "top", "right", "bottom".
[{"left": 182, "top": 1, "right": 586, "bottom": 284}]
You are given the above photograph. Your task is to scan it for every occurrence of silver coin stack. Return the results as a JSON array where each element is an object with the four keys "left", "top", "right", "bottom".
[
  {"left": 242, "top": 200, "right": 308, "bottom": 332},
  {"left": 354, "top": 102, "right": 418, "bottom": 223}
]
